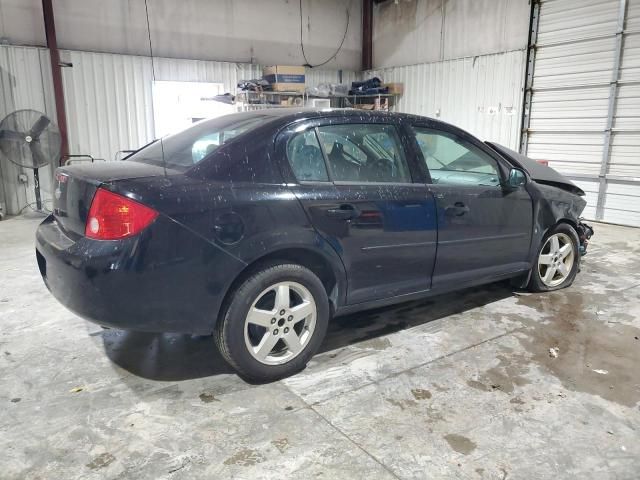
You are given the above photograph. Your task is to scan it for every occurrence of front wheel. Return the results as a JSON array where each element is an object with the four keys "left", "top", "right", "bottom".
[
  {"left": 214, "top": 263, "right": 329, "bottom": 382},
  {"left": 528, "top": 223, "right": 580, "bottom": 292}
]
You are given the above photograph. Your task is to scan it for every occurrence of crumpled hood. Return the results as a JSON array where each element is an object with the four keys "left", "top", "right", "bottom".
[{"left": 487, "top": 142, "right": 585, "bottom": 196}]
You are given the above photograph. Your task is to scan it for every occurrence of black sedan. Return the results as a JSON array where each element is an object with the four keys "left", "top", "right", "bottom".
[{"left": 36, "top": 108, "right": 592, "bottom": 382}]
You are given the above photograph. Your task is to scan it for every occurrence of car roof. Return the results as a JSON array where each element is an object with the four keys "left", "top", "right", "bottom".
[{"left": 227, "top": 107, "right": 437, "bottom": 126}]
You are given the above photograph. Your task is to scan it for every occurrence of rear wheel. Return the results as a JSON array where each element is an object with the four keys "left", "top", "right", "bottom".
[
  {"left": 528, "top": 223, "right": 580, "bottom": 292},
  {"left": 215, "top": 263, "right": 329, "bottom": 382}
]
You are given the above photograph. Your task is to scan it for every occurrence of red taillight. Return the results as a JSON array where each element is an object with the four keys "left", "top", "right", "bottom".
[
  {"left": 536, "top": 159, "right": 550, "bottom": 166},
  {"left": 85, "top": 188, "right": 158, "bottom": 240}
]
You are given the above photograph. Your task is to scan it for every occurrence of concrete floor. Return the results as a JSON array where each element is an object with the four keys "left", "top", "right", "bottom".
[{"left": 1, "top": 215, "right": 639, "bottom": 480}]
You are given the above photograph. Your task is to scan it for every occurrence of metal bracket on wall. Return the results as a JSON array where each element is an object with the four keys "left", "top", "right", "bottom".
[
  {"left": 519, "top": 0, "right": 540, "bottom": 155},
  {"left": 595, "top": 0, "right": 628, "bottom": 221}
]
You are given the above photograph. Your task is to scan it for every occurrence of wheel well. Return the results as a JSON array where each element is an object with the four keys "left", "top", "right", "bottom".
[
  {"left": 555, "top": 218, "right": 578, "bottom": 231},
  {"left": 545, "top": 218, "right": 578, "bottom": 240},
  {"left": 537, "top": 218, "right": 580, "bottom": 251},
  {"left": 216, "top": 248, "right": 340, "bottom": 328}
]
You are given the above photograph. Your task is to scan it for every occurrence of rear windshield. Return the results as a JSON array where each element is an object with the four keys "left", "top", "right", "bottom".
[{"left": 127, "top": 113, "right": 270, "bottom": 170}]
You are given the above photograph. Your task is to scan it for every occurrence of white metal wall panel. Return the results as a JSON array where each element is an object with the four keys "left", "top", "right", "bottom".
[
  {"left": 603, "top": 0, "right": 640, "bottom": 225},
  {"left": 626, "top": 0, "right": 640, "bottom": 29},
  {"left": 60, "top": 50, "right": 357, "bottom": 166},
  {"left": 536, "top": 0, "right": 620, "bottom": 44},
  {"left": 366, "top": 50, "right": 526, "bottom": 149},
  {"left": 618, "top": 29, "right": 640, "bottom": 81},
  {"left": 0, "top": 45, "right": 56, "bottom": 215},
  {"left": 573, "top": 179, "right": 600, "bottom": 219},
  {"left": 524, "top": 0, "right": 640, "bottom": 227},
  {"left": 61, "top": 50, "right": 155, "bottom": 163},
  {"left": 61, "top": 51, "right": 259, "bottom": 163},
  {"left": 305, "top": 68, "right": 360, "bottom": 87},
  {"left": 613, "top": 84, "right": 640, "bottom": 129},
  {"left": 602, "top": 182, "right": 640, "bottom": 225}
]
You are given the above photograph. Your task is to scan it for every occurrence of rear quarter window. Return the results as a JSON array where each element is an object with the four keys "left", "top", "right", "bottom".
[{"left": 128, "top": 113, "right": 281, "bottom": 183}]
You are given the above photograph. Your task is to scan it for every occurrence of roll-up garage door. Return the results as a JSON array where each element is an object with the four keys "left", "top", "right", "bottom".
[{"left": 521, "top": 0, "right": 640, "bottom": 226}]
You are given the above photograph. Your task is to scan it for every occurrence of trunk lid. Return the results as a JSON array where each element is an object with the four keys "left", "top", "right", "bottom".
[{"left": 52, "top": 161, "right": 178, "bottom": 236}]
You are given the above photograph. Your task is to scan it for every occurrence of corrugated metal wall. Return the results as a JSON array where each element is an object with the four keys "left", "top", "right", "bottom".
[
  {"left": 60, "top": 50, "right": 264, "bottom": 163},
  {"left": 524, "top": 0, "right": 640, "bottom": 226},
  {"left": 60, "top": 50, "right": 360, "bottom": 165},
  {"left": 0, "top": 45, "right": 56, "bottom": 215},
  {"left": 305, "top": 68, "right": 360, "bottom": 88},
  {"left": 366, "top": 50, "right": 526, "bottom": 149}
]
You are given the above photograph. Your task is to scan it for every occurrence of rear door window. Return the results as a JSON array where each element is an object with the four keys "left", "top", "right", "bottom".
[
  {"left": 286, "top": 129, "right": 330, "bottom": 182},
  {"left": 127, "top": 114, "right": 268, "bottom": 170},
  {"left": 316, "top": 124, "right": 411, "bottom": 183}
]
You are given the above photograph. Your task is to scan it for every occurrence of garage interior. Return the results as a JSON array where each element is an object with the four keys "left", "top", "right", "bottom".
[{"left": 1, "top": 0, "right": 639, "bottom": 478}]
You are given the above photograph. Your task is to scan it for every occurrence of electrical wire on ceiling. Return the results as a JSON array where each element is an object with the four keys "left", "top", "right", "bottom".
[
  {"left": 143, "top": 0, "right": 167, "bottom": 175},
  {"left": 299, "top": 0, "right": 350, "bottom": 68},
  {"left": 143, "top": 0, "right": 157, "bottom": 81}
]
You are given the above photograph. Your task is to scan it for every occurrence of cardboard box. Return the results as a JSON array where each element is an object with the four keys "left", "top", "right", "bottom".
[
  {"left": 384, "top": 82, "right": 404, "bottom": 95},
  {"left": 263, "top": 65, "right": 306, "bottom": 92}
]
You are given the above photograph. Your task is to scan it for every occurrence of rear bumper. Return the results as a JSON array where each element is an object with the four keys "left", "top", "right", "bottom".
[{"left": 35, "top": 215, "right": 244, "bottom": 334}]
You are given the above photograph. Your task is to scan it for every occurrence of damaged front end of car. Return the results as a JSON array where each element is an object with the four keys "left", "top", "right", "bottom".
[{"left": 577, "top": 220, "right": 594, "bottom": 256}]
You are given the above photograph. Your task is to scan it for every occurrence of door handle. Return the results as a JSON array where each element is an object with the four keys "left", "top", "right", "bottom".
[
  {"left": 325, "top": 204, "right": 359, "bottom": 220},
  {"left": 445, "top": 202, "right": 470, "bottom": 217}
]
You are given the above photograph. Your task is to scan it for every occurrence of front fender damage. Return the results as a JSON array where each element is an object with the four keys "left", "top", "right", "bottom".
[{"left": 512, "top": 181, "right": 594, "bottom": 289}]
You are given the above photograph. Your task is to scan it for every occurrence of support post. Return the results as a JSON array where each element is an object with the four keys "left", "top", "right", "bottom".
[
  {"left": 42, "top": 0, "right": 69, "bottom": 165},
  {"left": 362, "top": 0, "right": 373, "bottom": 71}
]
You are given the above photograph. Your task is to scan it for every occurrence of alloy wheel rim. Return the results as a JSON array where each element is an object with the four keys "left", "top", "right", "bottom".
[
  {"left": 244, "top": 281, "right": 317, "bottom": 365},
  {"left": 538, "top": 233, "right": 575, "bottom": 287}
]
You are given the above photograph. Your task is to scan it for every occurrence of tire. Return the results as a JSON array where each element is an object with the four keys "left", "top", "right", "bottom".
[
  {"left": 528, "top": 223, "right": 581, "bottom": 292},
  {"left": 214, "top": 263, "right": 329, "bottom": 382}
]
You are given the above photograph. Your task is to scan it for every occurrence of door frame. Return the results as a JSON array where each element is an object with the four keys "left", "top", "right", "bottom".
[{"left": 273, "top": 114, "right": 439, "bottom": 305}]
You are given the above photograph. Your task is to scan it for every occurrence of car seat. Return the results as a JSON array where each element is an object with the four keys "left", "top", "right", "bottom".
[{"left": 293, "top": 145, "right": 326, "bottom": 181}]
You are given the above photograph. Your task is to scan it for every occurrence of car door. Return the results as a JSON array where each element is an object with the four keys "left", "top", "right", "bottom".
[
  {"left": 279, "top": 118, "right": 438, "bottom": 305},
  {"left": 409, "top": 123, "right": 533, "bottom": 290}
]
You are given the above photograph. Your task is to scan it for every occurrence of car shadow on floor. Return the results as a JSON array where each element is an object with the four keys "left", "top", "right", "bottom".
[{"left": 101, "top": 281, "right": 514, "bottom": 382}]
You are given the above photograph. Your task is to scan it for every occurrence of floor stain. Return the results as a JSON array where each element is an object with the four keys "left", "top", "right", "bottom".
[
  {"left": 360, "top": 337, "right": 392, "bottom": 351},
  {"left": 199, "top": 392, "right": 220, "bottom": 403},
  {"left": 271, "top": 437, "right": 290, "bottom": 453},
  {"left": 432, "top": 382, "right": 450, "bottom": 392},
  {"left": 467, "top": 352, "right": 531, "bottom": 394},
  {"left": 86, "top": 452, "right": 115, "bottom": 470},
  {"left": 515, "top": 291, "right": 640, "bottom": 407},
  {"left": 444, "top": 434, "right": 477, "bottom": 455},
  {"left": 411, "top": 388, "right": 432, "bottom": 400},
  {"left": 424, "top": 405, "right": 445, "bottom": 424},
  {"left": 386, "top": 398, "right": 418, "bottom": 410},
  {"left": 223, "top": 448, "right": 265, "bottom": 466}
]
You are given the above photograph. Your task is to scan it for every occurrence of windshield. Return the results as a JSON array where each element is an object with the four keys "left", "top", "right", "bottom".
[{"left": 126, "top": 113, "right": 270, "bottom": 170}]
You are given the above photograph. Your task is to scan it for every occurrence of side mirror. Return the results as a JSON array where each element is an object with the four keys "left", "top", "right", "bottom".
[{"left": 506, "top": 168, "right": 526, "bottom": 188}]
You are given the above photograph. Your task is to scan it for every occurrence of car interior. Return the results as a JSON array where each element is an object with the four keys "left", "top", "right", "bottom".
[
  {"left": 288, "top": 126, "right": 411, "bottom": 183},
  {"left": 414, "top": 131, "right": 502, "bottom": 187}
]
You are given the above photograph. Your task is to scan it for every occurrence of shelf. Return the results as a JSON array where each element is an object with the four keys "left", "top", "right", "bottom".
[
  {"left": 346, "top": 93, "right": 399, "bottom": 98},
  {"left": 235, "top": 89, "right": 401, "bottom": 113},
  {"left": 237, "top": 90, "right": 305, "bottom": 96},
  {"left": 237, "top": 91, "right": 400, "bottom": 99}
]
